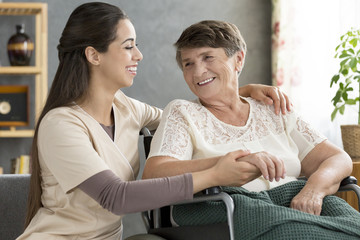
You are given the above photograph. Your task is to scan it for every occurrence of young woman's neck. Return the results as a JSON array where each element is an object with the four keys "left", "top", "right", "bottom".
[{"left": 77, "top": 86, "right": 115, "bottom": 126}]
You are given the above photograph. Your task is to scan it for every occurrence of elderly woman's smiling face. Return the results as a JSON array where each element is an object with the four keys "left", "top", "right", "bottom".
[{"left": 180, "top": 47, "right": 242, "bottom": 101}]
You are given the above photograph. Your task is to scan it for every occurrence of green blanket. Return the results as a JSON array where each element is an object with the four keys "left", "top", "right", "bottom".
[{"left": 172, "top": 181, "right": 360, "bottom": 240}]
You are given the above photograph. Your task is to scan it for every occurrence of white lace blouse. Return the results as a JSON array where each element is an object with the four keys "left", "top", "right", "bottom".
[{"left": 149, "top": 97, "right": 326, "bottom": 191}]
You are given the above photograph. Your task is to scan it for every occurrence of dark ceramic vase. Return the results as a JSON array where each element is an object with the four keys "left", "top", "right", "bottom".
[{"left": 7, "top": 24, "right": 34, "bottom": 66}]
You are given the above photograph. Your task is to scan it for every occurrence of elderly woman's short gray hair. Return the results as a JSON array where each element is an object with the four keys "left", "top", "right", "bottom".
[{"left": 174, "top": 20, "right": 247, "bottom": 69}]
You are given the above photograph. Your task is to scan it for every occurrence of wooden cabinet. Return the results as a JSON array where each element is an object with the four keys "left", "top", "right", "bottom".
[
  {"left": 336, "top": 161, "right": 360, "bottom": 211},
  {"left": 0, "top": 2, "right": 48, "bottom": 138}
]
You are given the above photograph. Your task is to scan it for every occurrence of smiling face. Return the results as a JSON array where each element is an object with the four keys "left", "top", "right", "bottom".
[
  {"left": 181, "top": 47, "right": 242, "bottom": 102},
  {"left": 97, "top": 19, "right": 143, "bottom": 90}
]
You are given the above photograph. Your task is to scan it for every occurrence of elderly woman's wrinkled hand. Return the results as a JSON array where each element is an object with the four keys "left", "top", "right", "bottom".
[
  {"left": 237, "top": 151, "right": 286, "bottom": 182},
  {"left": 290, "top": 187, "right": 325, "bottom": 215}
]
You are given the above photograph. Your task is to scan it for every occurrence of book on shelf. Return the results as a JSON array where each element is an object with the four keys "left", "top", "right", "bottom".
[
  {"left": 11, "top": 155, "right": 30, "bottom": 174},
  {"left": 0, "top": 166, "right": 3, "bottom": 174}
]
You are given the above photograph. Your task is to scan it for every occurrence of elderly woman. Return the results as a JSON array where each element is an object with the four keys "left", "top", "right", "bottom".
[{"left": 143, "top": 20, "right": 360, "bottom": 239}]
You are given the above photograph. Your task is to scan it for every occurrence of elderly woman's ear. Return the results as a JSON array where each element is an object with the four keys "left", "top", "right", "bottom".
[{"left": 235, "top": 50, "right": 244, "bottom": 72}]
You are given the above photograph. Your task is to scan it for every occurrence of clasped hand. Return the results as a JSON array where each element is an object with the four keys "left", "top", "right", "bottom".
[
  {"left": 238, "top": 151, "right": 286, "bottom": 182},
  {"left": 237, "top": 151, "right": 324, "bottom": 215},
  {"left": 213, "top": 150, "right": 286, "bottom": 187},
  {"left": 215, "top": 149, "right": 324, "bottom": 215}
]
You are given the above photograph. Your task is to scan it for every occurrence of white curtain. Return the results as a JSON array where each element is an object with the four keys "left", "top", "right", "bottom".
[{"left": 272, "top": 0, "right": 360, "bottom": 147}]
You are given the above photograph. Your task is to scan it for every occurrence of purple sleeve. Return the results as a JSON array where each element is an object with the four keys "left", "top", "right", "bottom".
[{"left": 78, "top": 170, "right": 193, "bottom": 215}]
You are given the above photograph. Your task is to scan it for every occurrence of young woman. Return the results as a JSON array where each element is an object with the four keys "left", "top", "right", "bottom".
[{"left": 18, "top": 3, "right": 290, "bottom": 240}]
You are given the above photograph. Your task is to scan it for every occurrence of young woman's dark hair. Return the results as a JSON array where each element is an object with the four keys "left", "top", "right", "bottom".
[{"left": 25, "top": 2, "right": 128, "bottom": 227}]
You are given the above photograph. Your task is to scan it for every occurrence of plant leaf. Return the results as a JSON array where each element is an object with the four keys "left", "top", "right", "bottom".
[
  {"left": 349, "top": 38, "right": 358, "bottom": 48},
  {"left": 332, "top": 90, "right": 342, "bottom": 105},
  {"left": 345, "top": 99, "right": 357, "bottom": 105},
  {"left": 345, "top": 77, "right": 352, "bottom": 84},
  {"left": 331, "top": 108, "right": 338, "bottom": 121},
  {"left": 330, "top": 75, "right": 340, "bottom": 87},
  {"left": 339, "top": 105, "right": 345, "bottom": 114},
  {"left": 342, "top": 92, "right": 348, "bottom": 101},
  {"left": 341, "top": 68, "right": 349, "bottom": 75},
  {"left": 347, "top": 48, "right": 355, "bottom": 54},
  {"left": 339, "top": 53, "right": 351, "bottom": 58},
  {"left": 350, "top": 57, "right": 357, "bottom": 70},
  {"left": 340, "top": 58, "right": 350, "bottom": 67}
]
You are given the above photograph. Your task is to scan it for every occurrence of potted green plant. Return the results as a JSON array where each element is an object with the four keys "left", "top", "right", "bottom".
[{"left": 330, "top": 28, "right": 360, "bottom": 161}]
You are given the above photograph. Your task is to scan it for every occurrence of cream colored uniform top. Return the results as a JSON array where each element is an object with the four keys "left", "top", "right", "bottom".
[
  {"left": 17, "top": 90, "right": 162, "bottom": 240},
  {"left": 149, "top": 97, "right": 326, "bottom": 192}
]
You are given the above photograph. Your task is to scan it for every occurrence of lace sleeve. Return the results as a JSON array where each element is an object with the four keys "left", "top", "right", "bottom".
[
  {"left": 148, "top": 100, "right": 193, "bottom": 160},
  {"left": 287, "top": 110, "right": 327, "bottom": 161}
]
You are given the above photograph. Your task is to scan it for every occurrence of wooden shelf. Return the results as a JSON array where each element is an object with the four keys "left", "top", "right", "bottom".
[
  {"left": 0, "top": 129, "right": 34, "bottom": 138},
  {"left": 0, "top": 3, "right": 47, "bottom": 138},
  {"left": 0, "top": 3, "right": 44, "bottom": 15},
  {"left": 0, "top": 66, "right": 42, "bottom": 74}
]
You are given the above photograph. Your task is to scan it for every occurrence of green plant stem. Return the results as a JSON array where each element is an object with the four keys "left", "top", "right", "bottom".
[{"left": 359, "top": 80, "right": 360, "bottom": 125}]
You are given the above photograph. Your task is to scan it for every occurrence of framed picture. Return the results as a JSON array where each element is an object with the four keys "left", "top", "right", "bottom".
[{"left": 0, "top": 85, "right": 29, "bottom": 126}]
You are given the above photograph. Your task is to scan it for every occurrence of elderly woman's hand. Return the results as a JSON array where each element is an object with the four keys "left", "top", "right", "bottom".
[
  {"left": 290, "top": 185, "right": 325, "bottom": 215},
  {"left": 239, "top": 84, "right": 292, "bottom": 115},
  {"left": 237, "top": 151, "right": 286, "bottom": 182}
]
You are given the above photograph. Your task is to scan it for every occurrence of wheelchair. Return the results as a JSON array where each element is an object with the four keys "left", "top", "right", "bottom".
[{"left": 130, "top": 127, "right": 360, "bottom": 240}]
